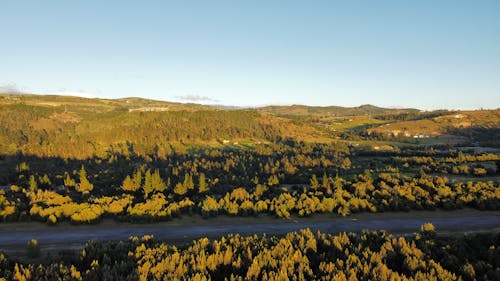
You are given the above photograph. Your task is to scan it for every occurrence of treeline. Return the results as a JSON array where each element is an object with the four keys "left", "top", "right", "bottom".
[
  {"left": 374, "top": 110, "right": 455, "bottom": 122},
  {"left": 395, "top": 152, "right": 500, "bottom": 176},
  {"left": 395, "top": 152, "right": 500, "bottom": 165},
  {"left": 1, "top": 226, "right": 499, "bottom": 280},
  {"left": 448, "top": 127, "right": 500, "bottom": 148}
]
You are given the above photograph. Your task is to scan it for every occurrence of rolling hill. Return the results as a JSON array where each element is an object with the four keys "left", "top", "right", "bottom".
[
  {"left": 1, "top": 93, "right": 499, "bottom": 158},
  {"left": 0, "top": 94, "right": 330, "bottom": 158}
]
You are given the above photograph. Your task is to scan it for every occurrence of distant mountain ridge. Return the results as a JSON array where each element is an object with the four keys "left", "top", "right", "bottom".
[{"left": 0, "top": 93, "right": 420, "bottom": 115}]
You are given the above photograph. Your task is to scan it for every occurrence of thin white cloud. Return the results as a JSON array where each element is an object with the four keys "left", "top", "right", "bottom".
[
  {"left": 0, "top": 82, "right": 102, "bottom": 99},
  {"left": 0, "top": 82, "right": 23, "bottom": 94},
  {"left": 174, "top": 94, "right": 220, "bottom": 103},
  {"left": 44, "top": 91, "right": 100, "bottom": 99},
  {"left": 26, "top": 90, "right": 100, "bottom": 99}
]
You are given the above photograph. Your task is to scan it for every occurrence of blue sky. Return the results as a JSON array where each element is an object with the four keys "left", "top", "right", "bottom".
[{"left": 1, "top": 1, "right": 499, "bottom": 109}]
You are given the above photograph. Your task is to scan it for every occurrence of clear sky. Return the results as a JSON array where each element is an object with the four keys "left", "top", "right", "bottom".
[{"left": 1, "top": 1, "right": 499, "bottom": 109}]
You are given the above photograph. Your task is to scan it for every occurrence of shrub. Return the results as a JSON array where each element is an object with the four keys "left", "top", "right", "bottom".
[{"left": 26, "top": 239, "right": 40, "bottom": 258}]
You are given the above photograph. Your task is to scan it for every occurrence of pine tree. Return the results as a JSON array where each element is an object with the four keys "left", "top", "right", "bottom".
[
  {"left": 341, "top": 157, "right": 351, "bottom": 169},
  {"left": 151, "top": 169, "right": 167, "bottom": 193},
  {"left": 77, "top": 165, "right": 93, "bottom": 194},
  {"left": 143, "top": 169, "right": 154, "bottom": 197},
  {"left": 310, "top": 174, "right": 319, "bottom": 190},
  {"left": 29, "top": 175, "right": 37, "bottom": 192},
  {"left": 199, "top": 173, "right": 209, "bottom": 193},
  {"left": 267, "top": 174, "right": 279, "bottom": 186},
  {"left": 40, "top": 174, "right": 52, "bottom": 187},
  {"left": 132, "top": 169, "right": 142, "bottom": 191},
  {"left": 121, "top": 175, "right": 136, "bottom": 192},
  {"left": 174, "top": 182, "right": 187, "bottom": 196},
  {"left": 223, "top": 246, "right": 233, "bottom": 265},
  {"left": 322, "top": 173, "right": 331, "bottom": 194},
  {"left": 183, "top": 173, "right": 194, "bottom": 191},
  {"left": 64, "top": 173, "right": 76, "bottom": 188},
  {"left": 252, "top": 176, "right": 259, "bottom": 185}
]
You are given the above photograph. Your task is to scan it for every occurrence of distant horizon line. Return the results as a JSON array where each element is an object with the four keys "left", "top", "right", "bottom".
[{"left": 0, "top": 91, "right": 498, "bottom": 112}]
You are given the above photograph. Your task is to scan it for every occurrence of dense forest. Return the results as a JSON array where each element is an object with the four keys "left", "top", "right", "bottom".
[
  {"left": 1, "top": 226, "right": 499, "bottom": 280},
  {"left": 1, "top": 140, "right": 498, "bottom": 224},
  {"left": 0, "top": 94, "right": 326, "bottom": 159}
]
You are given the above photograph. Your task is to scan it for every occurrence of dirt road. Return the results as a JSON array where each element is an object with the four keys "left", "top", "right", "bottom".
[{"left": 0, "top": 210, "right": 498, "bottom": 254}]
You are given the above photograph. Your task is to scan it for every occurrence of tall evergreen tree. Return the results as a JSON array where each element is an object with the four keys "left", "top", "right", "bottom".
[
  {"left": 29, "top": 175, "right": 38, "bottom": 192},
  {"left": 121, "top": 175, "right": 135, "bottom": 192},
  {"left": 183, "top": 173, "right": 194, "bottom": 191},
  {"left": 151, "top": 169, "right": 167, "bottom": 193},
  {"left": 77, "top": 165, "right": 93, "bottom": 194},
  {"left": 310, "top": 174, "right": 319, "bottom": 190},
  {"left": 198, "top": 173, "right": 209, "bottom": 193}
]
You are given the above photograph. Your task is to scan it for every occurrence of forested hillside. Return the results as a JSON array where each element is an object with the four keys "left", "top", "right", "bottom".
[
  {"left": 2, "top": 94, "right": 499, "bottom": 160},
  {"left": 0, "top": 94, "right": 326, "bottom": 159},
  {"left": 1, "top": 139, "right": 498, "bottom": 224}
]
